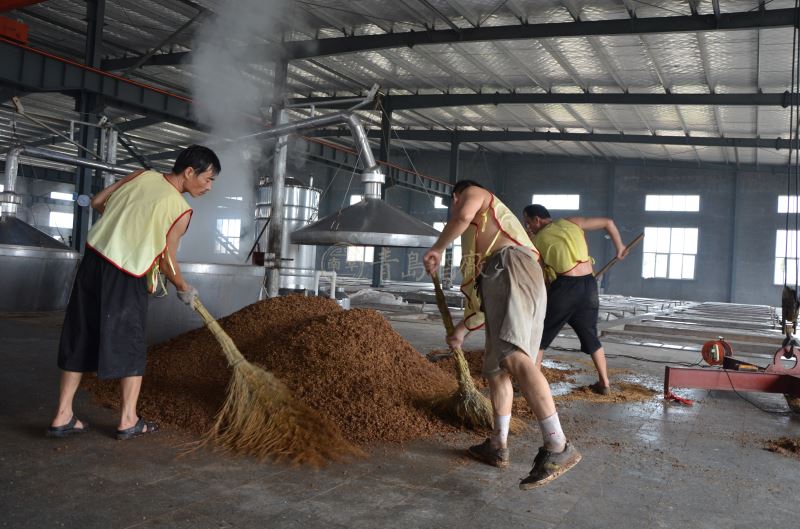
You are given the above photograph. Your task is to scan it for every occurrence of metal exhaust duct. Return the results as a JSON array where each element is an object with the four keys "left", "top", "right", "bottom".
[{"left": 290, "top": 114, "right": 440, "bottom": 248}]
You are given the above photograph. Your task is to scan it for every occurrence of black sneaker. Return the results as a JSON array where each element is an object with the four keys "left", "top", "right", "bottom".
[
  {"left": 519, "top": 442, "right": 581, "bottom": 489},
  {"left": 467, "top": 438, "right": 509, "bottom": 468}
]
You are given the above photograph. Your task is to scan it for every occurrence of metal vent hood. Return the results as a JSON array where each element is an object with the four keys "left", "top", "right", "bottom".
[
  {"left": 291, "top": 197, "right": 439, "bottom": 247},
  {"left": 0, "top": 215, "right": 73, "bottom": 249},
  {"left": 290, "top": 115, "right": 439, "bottom": 248}
]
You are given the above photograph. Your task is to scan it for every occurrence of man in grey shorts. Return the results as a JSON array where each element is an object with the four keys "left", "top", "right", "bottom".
[{"left": 423, "top": 180, "right": 581, "bottom": 489}]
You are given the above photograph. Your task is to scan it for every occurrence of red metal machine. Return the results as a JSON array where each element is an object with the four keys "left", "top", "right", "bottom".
[{"left": 664, "top": 339, "right": 800, "bottom": 407}]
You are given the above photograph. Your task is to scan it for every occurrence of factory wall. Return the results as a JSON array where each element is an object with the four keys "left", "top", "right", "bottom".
[
  {"left": 304, "top": 148, "right": 789, "bottom": 306},
  {"left": 7, "top": 149, "right": 788, "bottom": 306}
]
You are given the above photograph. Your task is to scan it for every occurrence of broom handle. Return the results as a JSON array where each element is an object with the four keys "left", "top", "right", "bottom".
[
  {"left": 594, "top": 232, "right": 644, "bottom": 280},
  {"left": 431, "top": 271, "right": 456, "bottom": 336},
  {"left": 431, "top": 272, "right": 474, "bottom": 388},
  {"left": 191, "top": 297, "right": 247, "bottom": 366}
]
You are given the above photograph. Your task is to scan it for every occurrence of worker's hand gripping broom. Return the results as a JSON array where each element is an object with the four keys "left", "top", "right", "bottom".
[
  {"left": 191, "top": 297, "right": 362, "bottom": 465},
  {"left": 428, "top": 272, "right": 524, "bottom": 433}
]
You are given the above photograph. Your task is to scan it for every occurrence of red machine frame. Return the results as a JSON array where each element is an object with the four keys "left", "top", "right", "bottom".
[{"left": 664, "top": 346, "right": 800, "bottom": 399}]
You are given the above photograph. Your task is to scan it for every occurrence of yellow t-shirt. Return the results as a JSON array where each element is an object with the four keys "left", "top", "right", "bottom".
[
  {"left": 459, "top": 194, "right": 537, "bottom": 330},
  {"left": 87, "top": 170, "right": 192, "bottom": 292},
  {"left": 533, "top": 218, "right": 592, "bottom": 283}
]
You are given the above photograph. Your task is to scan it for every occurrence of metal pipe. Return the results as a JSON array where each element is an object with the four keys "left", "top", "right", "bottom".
[
  {"left": 237, "top": 86, "right": 376, "bottom": 142},
  {"left": 19, "top": 146, "right": 135, "bottom": 175},
  {"left": 266, "top": 110, "right": 289, "bottom": 298},
  {"left": 2, "top": 145, "right": 137, "bottom": 217},
  {"left": 0, "top": 147, "right": 22, "bottom": 216},
  {"left": 346, "top": 114, "right": 377, "bottom": 168},
  {"left": 3, "top": 147, "right": 22, "bottom": 193},
  {"left": 345, "top": 114, "right": 385, "bottom": 199}
]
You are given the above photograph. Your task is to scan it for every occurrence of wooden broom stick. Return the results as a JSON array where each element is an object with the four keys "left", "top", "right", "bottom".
[{"left": 595, "top": 232, "right": 644, "bottom": 280}]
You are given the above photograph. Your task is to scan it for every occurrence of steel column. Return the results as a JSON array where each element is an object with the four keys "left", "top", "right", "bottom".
[
  {"left": 72, "top": 0, "right": 106, "bottom": 251},
  {"left": 265, "top": 60, "right": 289, "bottom": 298},
  {"left": 372, "top": 100, "right": 392, "bottom": 288},
  {"left": 442, "top": 137, "right": 459, "bottom": 289}
]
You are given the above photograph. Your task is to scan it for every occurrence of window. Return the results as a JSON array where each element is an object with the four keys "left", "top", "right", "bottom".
[
  {"left": 0, "top": 184, "right": 4, "bottom": 192},
  {"left": 346, "top": 245, "right": 374, "bottom": 262},
  {"left": 346, "top": 194, "right": 372, "bottom": 262},
  {"left": 531, "top": 194, "right": 579, "bottom": 210},
  {"left": 49, "top": 211, "right": 73, "bottom": 229},
  {"left": 775, "top": 230, "right": 800, "bottom": 285},
  {"left": 645, "top": 195, "right": 700, "bottom": 212},
  {"left": 50, "top": 191, "right": 74, "bottom": 201},
  {"left": 434, "top": 196, "right": 448, "bottom": 209},
  {"left": 642, "top": 227, "right": 698, "bottom": 280},
  {"left": 778, "top": 195, "right": 800, "bottom": 214},
  {"left": 215, "top": 218, "right": 241, "bottom": 254},
  {"left": 434, "top": 222, "right": 462, "bottom": 267}
]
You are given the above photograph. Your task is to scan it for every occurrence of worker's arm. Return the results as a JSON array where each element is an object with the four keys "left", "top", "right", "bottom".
[
  {"left": 423, "top": 187, "right": 485, "bottom": 273},
  {"left": 90, "top": 169, "right": 144, "bottom": 214},
  {"left": 567, "top": 216, "right": 628, "bottom": 260},
  {"left": 446, "top": 320, "right": 469, "bottom": 350},
  {"left": 161, "top": 212, "right": 192, "bottom": 294}
]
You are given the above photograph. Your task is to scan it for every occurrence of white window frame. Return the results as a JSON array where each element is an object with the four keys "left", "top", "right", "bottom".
[
  {"left": 433, "top": 222, "right": 462, "bottom": 268},
  {"left": 48, "top": 211, "right": 74, "bottom": 229},
  {"left": 778, "top": 195, "right": 800, "bottom": 214},
  {"left": 642, "top": 227, "right": 698, "bottom": 280},
  {"left": 346, "top": 194, "right": 373, "bottom": 262},
  {"left": 50, "top": 191, "right": 74, "bottom": 201},
  {"left": 214, "top": 218, "right": 241, "bottom": 255},
  {"left": 775, "top": 230, "right": 800, "bottom": 285},
  {"left": 531, "top": 194, "right": 580, "bottom": 211},
  {"left": 645, "top": 195, "right": 700, "bottom": 212}
]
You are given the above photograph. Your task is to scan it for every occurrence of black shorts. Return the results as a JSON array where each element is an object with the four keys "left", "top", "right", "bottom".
[
  {"left": 538, "top": 274, "right": 602, "bottom": 355},
  {"left": 58, "top": 248, "right": 149, "bottom": 379}
]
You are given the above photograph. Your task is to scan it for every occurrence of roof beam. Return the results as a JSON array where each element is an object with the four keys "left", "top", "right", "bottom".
[
  {"left": 102, "top": 8, "right": 797, "bottom": 67},
  {"left": 289, "top": 91, "right": 797, "bottom": 109},
  {"left": 0, "top": 38, "right": 197, "bottom": 128},
  {"left": 310, "top": 128, "right": 793, "bottom": 149}
]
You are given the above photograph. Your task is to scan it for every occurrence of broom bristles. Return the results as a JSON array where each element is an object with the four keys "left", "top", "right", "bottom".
[
  {"left": 192, "top": 299, "right": 362, "bottom": 466},
  {"left": 419, "top": 330, "right": 524, "bottom": 432}
]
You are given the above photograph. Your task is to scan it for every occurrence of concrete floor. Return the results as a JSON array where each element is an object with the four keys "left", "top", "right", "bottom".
[{"left": 1, "top": 308, "right": 799, "bottom": 529}]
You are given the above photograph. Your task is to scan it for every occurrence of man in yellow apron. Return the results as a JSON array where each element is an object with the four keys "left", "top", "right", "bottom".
[
  {"left": 47, "top": 145, "right": 220, "bottom": 441},
  {"left": 424, "top": 180, "right": 581, "bottom": 490},
  {"left": 523, "top": 204, "right": 628, "bottom": 395}
]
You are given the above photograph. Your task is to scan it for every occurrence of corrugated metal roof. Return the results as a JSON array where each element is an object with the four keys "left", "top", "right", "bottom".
[{"left": 0, "top": 0, "right": 797, "bottom": 167}]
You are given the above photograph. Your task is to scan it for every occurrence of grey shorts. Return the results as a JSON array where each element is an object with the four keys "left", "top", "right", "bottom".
[{"left": 477, "top": 246, "right": 547, "bottom": 378}]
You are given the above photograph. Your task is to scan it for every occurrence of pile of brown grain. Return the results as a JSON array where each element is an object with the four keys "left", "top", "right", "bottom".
[
  {"left": 84, "top": 296, "right": 459, "bottom": 446},
  {"left": 766, "top": 437, "right": 800, "bottom": 458}
]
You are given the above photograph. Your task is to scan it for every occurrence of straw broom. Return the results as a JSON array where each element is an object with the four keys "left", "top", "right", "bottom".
[
  {"left": 428, "top": 272, "right": 524, "bottom": 433},
  {"left": 191, "top": 297, "right": 362, "bottom": 466}
]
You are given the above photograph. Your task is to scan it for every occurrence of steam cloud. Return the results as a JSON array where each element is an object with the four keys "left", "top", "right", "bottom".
[{"left": 178, "top": 0, "right": 291, "bottom": 264}]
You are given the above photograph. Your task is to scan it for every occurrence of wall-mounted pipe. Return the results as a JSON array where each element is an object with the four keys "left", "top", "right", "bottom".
[{"left": 2, "top": 145, "right": 137, "bottom": 217}]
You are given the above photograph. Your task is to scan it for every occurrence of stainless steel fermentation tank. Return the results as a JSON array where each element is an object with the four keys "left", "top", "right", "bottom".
[
  {"left": 0, "top": 216, "right": 80, "bottom": 312},
  {"left": 255, "top": 176, "right": 320, "bottom": 292},
  {"left": 1, "top": 147, "right": 83, "bottom": 312}
]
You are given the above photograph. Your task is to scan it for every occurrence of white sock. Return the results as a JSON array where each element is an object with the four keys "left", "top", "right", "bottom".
[
  {"left": 491, "top": 414, "right": 511, "bottom": 448},
  {"left": 538, "top": 412, "right": 567, "bottom": 452}
]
